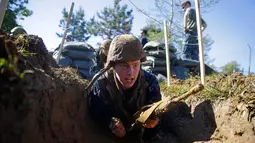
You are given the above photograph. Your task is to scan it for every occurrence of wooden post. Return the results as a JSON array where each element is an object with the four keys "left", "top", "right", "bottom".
[
  {"left": 248, "top": 44, "right": 251, "bottom": 75},
  {"left": 164, "top": 20, "right": 171, "bottom": 87},
  {"left": 56, "top": 2, "right": 75, "bottom": 62},
  {"left": 194, "top": 0, "right": 205, "bottom": 85},
  {"left": 0, "top": 0, "right": 9, "bottom": 28}
]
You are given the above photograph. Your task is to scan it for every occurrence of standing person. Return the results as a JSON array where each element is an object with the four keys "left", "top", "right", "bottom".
[
  {"left": 181, "top": 0, "right": 207, "bottom": 61},
  {"left": 140, "top": 29, "right": 148, "bottom": 47}
]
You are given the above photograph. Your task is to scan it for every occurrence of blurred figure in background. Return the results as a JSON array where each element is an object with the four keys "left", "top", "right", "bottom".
[
  {"left": 140, "top": 29, "right": 148, "bottom": 47},
  {"left": 94, "top": 39, "right": 112, "bottom": 72}
]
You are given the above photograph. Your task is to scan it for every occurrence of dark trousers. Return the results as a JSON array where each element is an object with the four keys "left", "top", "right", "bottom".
[{"left": 182, "top": 32, "right": 199, "bottom": 61}]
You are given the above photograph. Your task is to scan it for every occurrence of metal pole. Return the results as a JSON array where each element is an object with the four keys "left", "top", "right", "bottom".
[
  {"left": 164, "top": 20, "right": 171, "bottom": 87},
  {"left": 248, "top": 44, "right": 252, "bottom": 75},
  {"left": 0, "top": 0, "right": 9, "bottom": 28},
  {"left": 194, "top": 0, "right": 205, "bottom": 85},
  {"left": 56, "top": 2, "right": 75, "bottom": 62}
]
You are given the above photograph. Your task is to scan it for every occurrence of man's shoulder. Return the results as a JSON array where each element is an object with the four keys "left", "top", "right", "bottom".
[
  {"left": 142, "top": 70, "right": 161, "bottom": 101},
  {"left": 188, "top": 8, "right": 196, "bottom": 14},
  {"left": 94, "top": 73, "right": 109, "bottom": 87},
  {"left": 143, "top": 70, "right": 158, "bottom": 84},
  {"left": 185, "top": 7, "right": 194, "bottom": 13}
]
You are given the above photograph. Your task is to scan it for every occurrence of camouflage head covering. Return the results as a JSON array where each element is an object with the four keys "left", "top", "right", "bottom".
[
  {"left": 86, "top": 34, "right": 147, "bottom": 90},
  {"left": 100, "top": 39, "right": 112, "bottom": 55},
  {"left": 10, "top": 26, "right": 27, "bottom": 36},
  {"left": 105, "top": 34, "right": 146, "bottom": 68}
]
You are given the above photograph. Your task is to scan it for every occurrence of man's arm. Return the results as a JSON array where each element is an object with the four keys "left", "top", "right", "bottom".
[
  {"left": 140, "top": 72, "right": 162, "bottom": 131},
  {"left": 184, "top": 8, "right": 190, "bottom": 33},
  {"left": 201, "top": 18, "right": 207, "bottom": 32},
  {"left": 145, "top": 72, "right": 162, "bottom": 104},
  {"left": 88, "top": 81, "right": 127, "bottom": 138},
  {"left": 88, "top": 82, "right": 113, "bottom": 129}
]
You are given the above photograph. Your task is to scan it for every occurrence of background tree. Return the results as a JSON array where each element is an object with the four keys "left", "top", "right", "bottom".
[
  {"left": 57, "top": 7, "right": 91, "bottom": 42},
  {"left": 87, "top": 0, "right": 134, "bottom": 40},
  {"left": 220, "top": 61, "right": 241, "bottom": 74},
  {"left": 2, "top": 0, "right": 33, "bottom": 32}
]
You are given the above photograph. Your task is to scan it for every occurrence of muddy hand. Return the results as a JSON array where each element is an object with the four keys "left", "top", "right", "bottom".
[
  {"left": 109, "top": 117, "right": 126, "bottom": 138},
  {"left": 142, "top": 117, "right": 159, "bottom": 128}
]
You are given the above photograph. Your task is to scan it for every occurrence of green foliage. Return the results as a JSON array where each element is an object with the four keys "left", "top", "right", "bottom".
[
  {"left": 0, "top": 54, "right": 18, "bottom": 74},
  {"left": 0, "top": 56, "right": 20, "bottom": 78},
  {"left": 87, "top": 0, "right": 134, "bottom": 40},
  {"left": 0, "top": 58, "right": 7, "bottom": 67},
  {"left": 0, "top": 57, "right": 33, "bottom": 79},
  {"left": 220, "top": 61, "right": 241, "bottom": 74},
  {"left": 141, "top": 20, "right": 164, "bottom": 42},
  {"left": 2, "top": 0, "right": 33, "bottom": 32},
  {"left": 57, "top": 7, "right": 91, "bottom": 42},
  {"left": 18, "top": 49, "right": 37, "bottom": 56},
  {"left": 203, "top": 34, "right": 215, "bottom": 65},
  {"left": 1, "top": 35, "right": 34, "bottom": 79}
]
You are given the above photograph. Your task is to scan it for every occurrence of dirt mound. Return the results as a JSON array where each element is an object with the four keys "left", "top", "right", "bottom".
[
  {"left": 161, "top": 73, "right": 255, "bottom": 143},
  {"left": 0, "top": 30, "right": 117, "bottom": 143}
]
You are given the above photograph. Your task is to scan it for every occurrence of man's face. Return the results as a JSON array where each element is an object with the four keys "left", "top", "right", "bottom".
[
  {"left": 141, "top": 32, "right": 145, "bottom": 37},
  {"left": 182, "top": 3, "right": 188, "bottom": 11},
  {"left": 114, "top": 60, "right": 141, "bottom": 90}
]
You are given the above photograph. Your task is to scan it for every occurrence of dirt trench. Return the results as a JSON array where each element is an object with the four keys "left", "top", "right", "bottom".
[
  {"left": 0, "top": 30, "right": 117, "bottom": 143},
  {"left": 173, "top": 73, "right": 255, "bottom": 143}
]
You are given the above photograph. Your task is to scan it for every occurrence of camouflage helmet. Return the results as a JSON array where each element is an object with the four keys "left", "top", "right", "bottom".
[
  {"left": 105, "top": 34, "right": 146, "bottom": 68},
  {"left": 86, "top": 34, "right": 147, "bottom": 90},
  {"left": 100, "top": 39, "right": 112, "bottom": 55},
  {"left": 10, "top": 26, "right": 27, "bottom": 36}
]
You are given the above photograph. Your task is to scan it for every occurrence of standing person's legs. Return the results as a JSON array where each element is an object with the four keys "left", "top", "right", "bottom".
[
  {"left": 181, "top": 33, "right": 192, "bottom": 60},
  {"left": 190, "top": 44, "right": 199, "bottom": 61},
  {"left": 182, "top": 32, "right": 199, "bottom": 61},
  {"left": 189, "top": 33, "right": 199, "bottom": 61}
]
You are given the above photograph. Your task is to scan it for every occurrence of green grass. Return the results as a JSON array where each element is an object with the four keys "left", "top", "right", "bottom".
[{"left": 160, "top": 73, "right": 255, "bottom": 102}]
